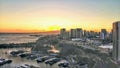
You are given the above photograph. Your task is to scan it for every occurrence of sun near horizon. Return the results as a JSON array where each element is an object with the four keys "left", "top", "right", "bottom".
[{"left": 0, "top": 0, "right": 120, "bottom": 33}]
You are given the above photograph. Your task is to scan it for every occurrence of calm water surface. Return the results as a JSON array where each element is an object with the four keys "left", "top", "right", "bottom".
[{"left": 0, "top": 33, "right": 39, "bottom": 44}]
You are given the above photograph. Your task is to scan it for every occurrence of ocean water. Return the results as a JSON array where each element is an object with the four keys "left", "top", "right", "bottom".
[{"left": 0, "top": 33, "right": 39, "bottom": 44}]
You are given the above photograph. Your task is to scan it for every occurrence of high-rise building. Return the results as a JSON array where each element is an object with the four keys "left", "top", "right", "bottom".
[
  {"left": 60, "top": 28, "right": 66, "bottom": 39},
  {"left": 112, "top": 21, "right": 120, "bottom": 61},
  {"left": 70, "top": 29, "right": 76, "bottom": 38},
  {"left": 100, "top": 29, "right": 107, "bottom": 39},
  {"left": 60, "top": 28, "right": 66, "bottom": 34},
  {"left": 83, "top": 30, "right": 89, "bottom": 38},
  {"left": 100, "top": 32, "right": 105, "bottom": 39},
  {"left": 76, "top": 28, "right": 83, "bottom": 38}
]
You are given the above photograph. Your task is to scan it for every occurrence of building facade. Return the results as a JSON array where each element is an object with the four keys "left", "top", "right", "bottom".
[
  {"left": 76, "top": 28, "right": 83, "bottom": 38},
  {"left": 60, "top": 28, "right": 66, "bottom": 39},
  {"left": 70, "top": 29, "right": 76, "bottom": 38},
  {"left": 100, "top": 29, "right": 107, "bottom": 39},
  {"left": 112, "top": 21, "right": 120, "bottom": 61}
]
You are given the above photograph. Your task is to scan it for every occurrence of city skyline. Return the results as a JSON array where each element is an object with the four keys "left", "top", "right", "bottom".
[{"left": 0, "top": 0, "right": 120, "bottom": 33}]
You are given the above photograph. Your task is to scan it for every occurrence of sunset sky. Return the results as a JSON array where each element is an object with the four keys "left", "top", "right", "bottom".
[{"left": 0, "top": 0, "right": 120, "bottom": 33}]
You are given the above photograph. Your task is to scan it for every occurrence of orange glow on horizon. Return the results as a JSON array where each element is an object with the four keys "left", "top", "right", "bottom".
[
  {"left": 0, "top": 14, "right": 113, "bottom": 33},
  {"left": 0, "top": 27, "right": 112, "bottom": 33}
]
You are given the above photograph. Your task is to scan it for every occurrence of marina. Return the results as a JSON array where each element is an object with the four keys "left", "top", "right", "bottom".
[{"left": 0, "top": 48, "right": 66, "bottom": 68}]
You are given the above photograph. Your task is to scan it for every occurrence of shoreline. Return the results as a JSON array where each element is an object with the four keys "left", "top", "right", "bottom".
[{"left": 0, "top": 42, "right": 36, "bottom": 49}]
